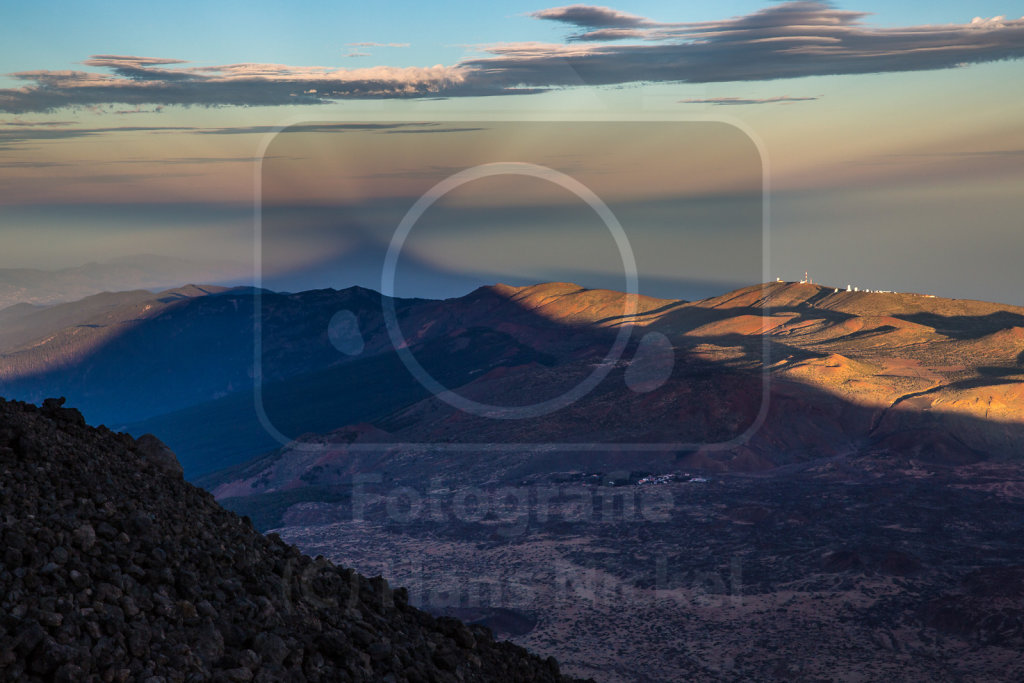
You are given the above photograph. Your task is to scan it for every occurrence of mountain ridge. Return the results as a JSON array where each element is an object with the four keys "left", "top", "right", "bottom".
[
  {"left": 3, "top": 279, "right": 1023, "bottom": 478},
  {"left": 193, "top": 279, "right": 1024, "bottom": 501}
]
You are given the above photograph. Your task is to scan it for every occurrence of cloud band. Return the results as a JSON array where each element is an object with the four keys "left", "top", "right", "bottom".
[{"left": 1, "top": 3, "right": 1022, "bottom": 113}]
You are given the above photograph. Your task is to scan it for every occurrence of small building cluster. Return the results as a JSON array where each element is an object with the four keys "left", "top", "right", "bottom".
[
  {"left": 776, "top": 272, "right": 932, "bottom": 297},
  {"left": 635, "top": 473, "right": 710, "bottom": 486},
  {"left": 834, "top": 284, "right": 894, "bottom": 294},
  {"left": 636, "top": 474, "right": 677, "bottom": 486}
]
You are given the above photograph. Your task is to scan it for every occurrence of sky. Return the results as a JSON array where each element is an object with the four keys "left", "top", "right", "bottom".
[{"left": 1, "top": 1, "right": 1023, "bottom": 303}]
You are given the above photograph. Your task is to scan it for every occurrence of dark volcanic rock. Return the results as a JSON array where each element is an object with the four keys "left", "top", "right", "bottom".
[
  {"left": 0, "top": 397, "right": 580, "bottom": 682},
  {"left": 134, "top": 432, "right": 184, "bottom": 478}
]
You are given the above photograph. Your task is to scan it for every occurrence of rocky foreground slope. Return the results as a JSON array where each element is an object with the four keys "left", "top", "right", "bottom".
[{"left": 0, "top": 397, "right": 577, "bottom": 682}]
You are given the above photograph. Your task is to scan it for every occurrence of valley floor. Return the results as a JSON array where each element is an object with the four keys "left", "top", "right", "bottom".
[{"left": 270, "top": 454, "right": 1024, "bottom": 682}]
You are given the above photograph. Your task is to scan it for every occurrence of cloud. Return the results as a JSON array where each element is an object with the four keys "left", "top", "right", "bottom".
[
  {"left": 680, "top": 95, "right": 819, "bottom": 105},
  {"left": 1, "top": 3, "right": 1023, "bottom": 113},
  {"left": 113, "top": 106, "right": 165, "bottom": 114},
  {"left": 0, "top": 120, "right": 78, "bottom": 127},
  {"left": 190, "top": 122, "right": 464, "bottom": 136},
  {"left": 570, "top": 28, "right": 647, "bottom": 42},
  {"left": 376, "top": 126, "right": 486, "bottom": 134},
  {"left": 85, "top": 55, "right": 188, "bottom": 66},
  {"left": 0, "top": 56, "right": 475, "bottom": 114},
  {"left": 0, "top": 125, "right": 195, "bottom": 148},
  {"left": 0, "top": 160, "right": 71, "bottom": 168},
  {"left": 116, "top": 155, "right": 295, "bottom": 165},
  {"left": 530, "top": 5, "right": 651, "bottom": 29},
  {"left": 852, "top": 149, "right": 1024, "bottom": 165},
  {"left": 347, "top": 42, "right": 411, "bottom": 48},
  {"left": 0, "top": 156, "right": 299, "bottom": 169},
  {"left": 80, "top": 55, "right": 196, "bottom": 81},
  {"left": 343, "top": 51, "right": 371, "bottom": 58},
  {"left": 0, "top": 121, "right": 476, "bottom": 142},
  {"left": 463, "top": 3, "right": 1024, "bottom": 87},
  {"left": 0, "top": 121, "right": 483, "bottom": 146},
  {"left": 896, "top": 149, "right": 1024, "bottom": 158}
]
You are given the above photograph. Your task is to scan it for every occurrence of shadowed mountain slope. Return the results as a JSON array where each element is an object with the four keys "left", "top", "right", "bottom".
[
  {"left": 4, "top": 280, "right": 1024, "bottom": 478},
  {"left": 0, "top": 397, "right": 579, "bottom": 682},
  {"left": 199, "top": 280, "right": 1024, "bottom": 490}
]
